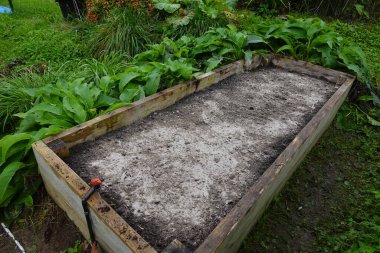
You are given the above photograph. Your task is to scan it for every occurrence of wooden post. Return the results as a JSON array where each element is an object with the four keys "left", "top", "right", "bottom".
[{"left": 8, "top": 0, "right": 14, "bottom": 11}]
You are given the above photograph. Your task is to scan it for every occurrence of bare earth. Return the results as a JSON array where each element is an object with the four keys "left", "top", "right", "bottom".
[{"left": 65, "top": 67, "right": 339, "bottom": 250}]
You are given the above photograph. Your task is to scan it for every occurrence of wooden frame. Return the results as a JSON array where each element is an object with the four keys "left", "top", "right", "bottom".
[{"left": 32, "top": 55, "right": 355, "bottom": 253}]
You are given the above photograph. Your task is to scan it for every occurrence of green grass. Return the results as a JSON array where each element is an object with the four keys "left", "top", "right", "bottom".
[{"left": 0, "top": 0, "right": 87, "bottom": 69}]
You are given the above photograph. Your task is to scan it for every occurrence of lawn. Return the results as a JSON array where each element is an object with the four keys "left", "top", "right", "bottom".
[{"left": 0, "top": 1, "right": 379, "bottom": 252}]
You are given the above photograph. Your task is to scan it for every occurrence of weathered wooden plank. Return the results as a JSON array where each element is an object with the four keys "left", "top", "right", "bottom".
[
  {"left": 194, "top": 77, "right": 355, "bottom": 253},
  {"left": 32, "top": 141, "right": 157, "bottom": 253},
  {"left": 272, "top": 56, "right": 354, "bottom": 83}
]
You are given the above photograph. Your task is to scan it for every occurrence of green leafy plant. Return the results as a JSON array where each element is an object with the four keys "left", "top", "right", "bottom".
[
  {"left": 153, "top": 0, "right": 236, "bottom": 36},
  {"left": 354, "top": 4, "right": 370, "bottom": 18},
  {"left": 60, "top": 240, "right": 82, "bottom": 253}
]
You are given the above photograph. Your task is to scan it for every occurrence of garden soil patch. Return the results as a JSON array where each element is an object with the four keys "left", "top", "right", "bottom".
[{"left": 65, "top": 67, "right": 339, "bottom": 250}]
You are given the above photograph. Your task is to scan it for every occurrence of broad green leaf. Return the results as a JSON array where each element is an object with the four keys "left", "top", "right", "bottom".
[
  {"left": 95, "top": 94, "right": 120, "bottom": 107},
  {"left": 22, "top": 86, "right": 63, "bottom": 98},
  {"left": 33, "top": 113, "right": 73, "bottom": 129},
  {"left": 74, "top": 84, "right": 92, "bottom": 108},
  {"left": 119, "top": 89, "right": 140, "bottom": 103},
  {"left": 16, "top": 115, "right": 38, "bottom": 133},
  {"left": 218, "top": 48, "right": 235, "bottom": 56},
  {"left": 246, "top": 34, "right": 267, "bottom": 45},
  {"left": 165, "top": 59, "right": 196, "bottom": 80},
  {"left": 0, "top": 162, "right": 25, "bottom": 203},
  {"left": 63, "top": 96, "right": 87, "bottom": 124},
  {"left": 206, "top": 56, "right": 223, "bottom": 72},
  {"left": 99, "top": 76, "right": 113, "bottom": 93},
  {"left": 27, "top": 103, "right": 63, "bottom": 116},
  {"left": 153, "top": 1, "right": 180, "bottom": 13},
  {"left": 100, "top": 103, "right": 131, "bottom": 115},
  {"left": 0, "top": 133, "right": 31, "bottom": 166},
  {"left": 276, "top": 44, "right": 295, "bottom": 55},
  {"left": 144, "top": 70, "right": 161, "bottom": 96},
  {"left": 117, "top": 72, "right": 141, "bottom": 92}
]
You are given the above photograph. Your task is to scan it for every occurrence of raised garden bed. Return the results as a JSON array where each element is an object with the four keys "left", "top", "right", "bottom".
[{"left": 32, "top": 56, "right": 355, "bottom": 253}]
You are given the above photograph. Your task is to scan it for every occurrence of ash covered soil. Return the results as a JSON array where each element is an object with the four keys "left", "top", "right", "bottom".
[{"left": 65, "top": 67, "right": 339, "bottom": 250}]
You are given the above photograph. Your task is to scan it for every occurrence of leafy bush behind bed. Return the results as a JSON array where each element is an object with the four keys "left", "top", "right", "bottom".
[{"left": 0, "top": 18, "right": 377, "bottom": 219}]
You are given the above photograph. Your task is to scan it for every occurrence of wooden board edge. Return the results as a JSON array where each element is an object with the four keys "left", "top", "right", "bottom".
[
  {"left": 271, "top": 55, "right": 355, "bottom": 83},
  {"left": 32, "top": 141, "right": 157, "bottom": 253},
  {"left": 194, "top": 76, "right": 355, "bottom": 253}
]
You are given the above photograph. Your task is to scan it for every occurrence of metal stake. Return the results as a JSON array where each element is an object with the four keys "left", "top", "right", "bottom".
[{"left": 82, "top": 178, "right": 102, "bottom": 244}]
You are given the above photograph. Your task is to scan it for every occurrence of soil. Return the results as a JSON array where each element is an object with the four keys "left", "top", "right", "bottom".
[{"left": 64, "top": 67, "right": 339, "bottom": 250}]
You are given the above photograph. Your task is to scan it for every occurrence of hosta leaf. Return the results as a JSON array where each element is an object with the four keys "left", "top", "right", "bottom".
[
  {"left": 276, "top": 44, "right": 295, "bottom": 55},
  {"left": 199, "top": 4, "right": 219, "bottom": 19},
  {"left": 95, "top": 94, "right": 120, "bottom": 107},
  {"left": 166, "top": 59, "right": 196, "bottom": 80},
  {"left": 63, "top": 96, "right": 87, "bottom": 124},
  {"left": 22, "top": 86, "right": 63, "bottom": 98},
  {"left": 74, "top": 84, "right": 93, "bottom": 109},
  {"left": 27, "top": 103, "right": 63, "bottom": 116},
  {"left": 101, "top": 103, "right": 131, "bottom": 115},
  {"left": 0, "top": 162, "right": 25, "bottom": 204},
  {"left": 99, "top": 76, "right": 113, "bottom": 93},
  {"left": 32, "top": 113, "right": 73, "bottom": 129},
  {"left": 246, "top": 34, "right": 267, "bottom": 45},
  {"left": 0, "top": 133, "right": 31, "bottom": 166},
  {"left": 206, "top": 56, "right": 223, "bottom": 72},
  {"left": 117, "top": 72, "right": 141, "bottom": 92},
  {"left": 119, "top": 89, "right": 140, "bottom": 103}
]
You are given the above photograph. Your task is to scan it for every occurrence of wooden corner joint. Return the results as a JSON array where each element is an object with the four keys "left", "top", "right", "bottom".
[{"left": 46, "top": 139, "right": 70, "bottom": 158}]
